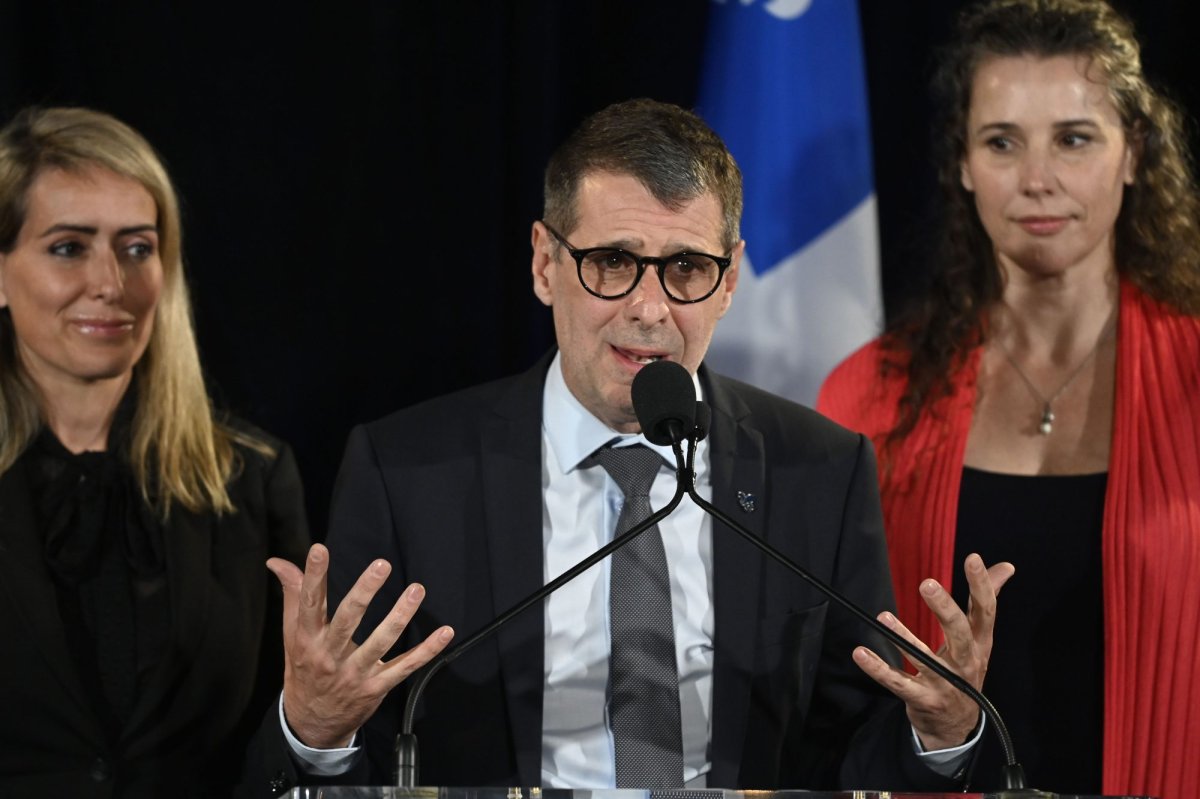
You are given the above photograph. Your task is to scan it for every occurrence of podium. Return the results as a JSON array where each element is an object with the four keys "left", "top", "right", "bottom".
[{"left": 286, "top": 788, "right": 1151, "bottom": 799}]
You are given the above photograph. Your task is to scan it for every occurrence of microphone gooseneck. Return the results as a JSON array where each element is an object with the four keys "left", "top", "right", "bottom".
[
  {"left": 681, "top": 479, "right": 1048, "bottom": 796},
  {"left": 638, "top": 361, "right": 1051, "bottom": 797},
  {"left": 692, "top": 401, "right": 712, "bottom": 443}
]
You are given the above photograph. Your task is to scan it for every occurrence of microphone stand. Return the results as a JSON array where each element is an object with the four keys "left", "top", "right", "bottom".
[
  {"left": 671, "top": 420, "right": 1054, "bottom": 799},
  {"left": 395, "top": 458, "right": 691, "bottom": 788}
]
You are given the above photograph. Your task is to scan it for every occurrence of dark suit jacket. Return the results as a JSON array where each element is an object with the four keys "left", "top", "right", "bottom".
[
  {"left": 268, "top": 353, "right": 965, "bottom": 792},
  {"left": 0, "top": 424, "right": 309, "bottom": 799}
]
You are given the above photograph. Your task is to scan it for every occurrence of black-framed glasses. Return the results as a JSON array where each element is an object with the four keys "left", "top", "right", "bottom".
[{"left": 543, "top": 222, "right": 732, "bottom": 304}]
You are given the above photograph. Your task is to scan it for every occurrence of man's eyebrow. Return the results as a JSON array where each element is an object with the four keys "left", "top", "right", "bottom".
[
  {"left": 591, "top": 236, "right": 643, "bottom": 250},
  {"left": 597, "top": 237, "right": 712, "bottom": 254}
]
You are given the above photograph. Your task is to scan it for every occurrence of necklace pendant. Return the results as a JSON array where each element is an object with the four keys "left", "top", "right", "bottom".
[{"left": 1039, "top": 405, "right": 1055, "bottom": 435}]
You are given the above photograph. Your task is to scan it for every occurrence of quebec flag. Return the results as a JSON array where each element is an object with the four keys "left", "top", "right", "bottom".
[{"left": 699, "top": 0, "right": 882, "bottom": 406}]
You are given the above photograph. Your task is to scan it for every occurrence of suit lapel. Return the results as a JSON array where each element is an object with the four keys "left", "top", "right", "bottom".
[
  {"left": 0, "top": 459, "right": 101, "bottom": 736},
  {"left": 480, "top": 353, "right": 553, "bottom": 785},
  {"left": 701, "top": 370, "right": 768, "bottom": 787}
]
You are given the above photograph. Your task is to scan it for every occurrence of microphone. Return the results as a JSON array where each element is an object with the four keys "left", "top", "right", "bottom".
[
  {"left": 636, "top": 361, "right": 1050, "bottom": 797},
  {"left": 630, "top": 358, "right": 696, "bottom": 445}
]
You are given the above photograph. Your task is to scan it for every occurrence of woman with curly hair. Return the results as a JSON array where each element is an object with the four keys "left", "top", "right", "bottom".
[
  {"left": 818, "top": 0, "right": 1200, "bottom": 796},
  {"left": 0, "top": 106, "right": 309, "bottom": 797}
]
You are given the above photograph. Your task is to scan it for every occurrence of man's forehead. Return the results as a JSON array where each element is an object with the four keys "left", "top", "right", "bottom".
[
  {"left": 575, "top": 169, "right": 696, "bottom": 207},
  {"left": 572, "top": 171, "right": 724, "bottom": 248}
]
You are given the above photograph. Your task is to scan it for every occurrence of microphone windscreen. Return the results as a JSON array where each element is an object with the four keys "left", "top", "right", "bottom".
[{"left": 632, "top": 360, "right": 697, "bottom": 446}]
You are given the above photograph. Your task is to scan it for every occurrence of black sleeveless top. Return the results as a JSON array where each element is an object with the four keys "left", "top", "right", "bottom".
[{"left": 952, "top": 466, "right": 1106, "bottom": 795}]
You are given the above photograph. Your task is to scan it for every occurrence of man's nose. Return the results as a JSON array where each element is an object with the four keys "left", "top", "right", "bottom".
[{"left": 623, "top": 265, "right": 671, "bottom": 326}]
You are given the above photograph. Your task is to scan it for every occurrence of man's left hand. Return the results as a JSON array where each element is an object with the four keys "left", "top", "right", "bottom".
[{"left": 852, "top": 552, "right": 1015, "bottom": 751}]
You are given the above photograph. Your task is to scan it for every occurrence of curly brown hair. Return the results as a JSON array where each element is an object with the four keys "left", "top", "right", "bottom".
[{"left": 886, "top": 0, "right": 1200, "bottom": 445}]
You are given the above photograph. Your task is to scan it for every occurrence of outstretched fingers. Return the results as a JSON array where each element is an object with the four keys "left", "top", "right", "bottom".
[
  {"left": 378, "top": 624, "right": 455, "bottom": 689},
  {"left": 350, "top": 583, "right": 452, "bottom": 672},
  {"left": 917, "top": 574, "right": 979, "bottom": 674},
  {"left": 852, "top": 610, "right": 941, "bottom": 701},
  {"left": 294, "top": 544, "right": 333, "bottom": 639},
  {"left": 265, "top": 555, "right": 304, "bottom": 658},
  {"left": 854, "top": 556, "right": 1015, "bottom": 751},
  {"left": 326, "top": 558, "right": 394, "bottom": 655},
  {"left": 271, "top": 551, "right": 453, "bottom": 749},
  {"left": 352, "top": 582, "right": 425, "bottom": 665},
  {"left": 963, "top": 554, "right": 1015, "bottom": 663}
]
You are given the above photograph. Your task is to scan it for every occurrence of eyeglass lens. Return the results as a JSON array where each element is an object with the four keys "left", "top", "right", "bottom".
[{"left": 580, "top": 249, "right": 721, "bottom": 301}]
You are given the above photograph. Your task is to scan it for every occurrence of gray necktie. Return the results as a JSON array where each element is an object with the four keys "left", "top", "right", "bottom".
[{"left": 591, "top": 444, "right": 684, "bottom": 788}]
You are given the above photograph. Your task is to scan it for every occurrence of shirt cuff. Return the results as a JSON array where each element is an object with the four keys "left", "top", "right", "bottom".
[
  {"left": 279, "top": 693, "right": 361, "bottom": 777},
  {"left": 911, "top": 713, "right": 985, "bottom": 777}
]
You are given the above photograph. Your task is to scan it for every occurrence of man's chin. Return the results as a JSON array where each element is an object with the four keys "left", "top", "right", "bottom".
[{"left": 600, "top": 395, "right": 641, "bottom": 434}]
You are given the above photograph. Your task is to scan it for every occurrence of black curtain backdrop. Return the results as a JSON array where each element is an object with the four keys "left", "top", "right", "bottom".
[{"left": 2, "top": 1, "right": 1195, "bottom": 532}]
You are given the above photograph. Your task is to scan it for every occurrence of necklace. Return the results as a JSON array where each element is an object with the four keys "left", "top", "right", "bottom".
[{"left": 996, "top": 317, "right": 1115, "bottom": 436}]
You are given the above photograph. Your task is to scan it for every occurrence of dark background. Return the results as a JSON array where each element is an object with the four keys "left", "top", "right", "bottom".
[{"left": 2, "top": 1, "right": 1195, "bottom": 532}]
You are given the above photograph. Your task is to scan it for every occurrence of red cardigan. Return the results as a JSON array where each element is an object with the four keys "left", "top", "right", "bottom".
[{"left": 817, "top": 280, "right": 1200, "bottom": 799}]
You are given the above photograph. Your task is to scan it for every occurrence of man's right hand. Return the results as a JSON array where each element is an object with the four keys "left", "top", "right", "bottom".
[{"left": 267, "top": 543, "right": 454, "bottom": 749}]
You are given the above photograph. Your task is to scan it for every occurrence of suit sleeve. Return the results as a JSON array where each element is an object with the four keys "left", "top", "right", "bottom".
[
  {"left": 299, "top": 423, "right": 422, "bottom": 786},
  {"left": 234, "top": 439, "right": 324, "bottom": 798},
  {"left": 325, "top": 423, "right": 412, "bottom": 783},
  {"left": 820, "top": 435, "right": 968, "bottom": 791}
]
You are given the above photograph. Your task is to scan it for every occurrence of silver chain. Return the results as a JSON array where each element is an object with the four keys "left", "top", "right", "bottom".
[{"left": 995, "top": 317, "right": 1115, "bottom": 435}]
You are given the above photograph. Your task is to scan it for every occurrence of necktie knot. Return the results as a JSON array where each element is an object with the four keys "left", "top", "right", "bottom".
[{"left": 589, "top": 443, "right": 663, "bottom": 500}]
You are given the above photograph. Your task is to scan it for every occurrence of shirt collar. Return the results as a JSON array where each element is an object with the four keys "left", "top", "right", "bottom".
[{"left": 542, "top": 352, "right": 703, "bottom": 474}]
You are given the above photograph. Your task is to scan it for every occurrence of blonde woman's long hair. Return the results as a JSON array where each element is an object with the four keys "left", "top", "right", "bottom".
[{"left": 0, "top": 106, "right": 270, "bottom": 516}]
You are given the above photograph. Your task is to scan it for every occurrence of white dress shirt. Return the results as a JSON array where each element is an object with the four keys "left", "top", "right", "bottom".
[{"left": 540, "top": 353, "right": 714, "bottom": 788}]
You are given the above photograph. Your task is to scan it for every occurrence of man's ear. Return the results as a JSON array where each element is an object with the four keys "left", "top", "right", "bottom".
[
  {"left": 531, "top": 221, "right": 557, "bottom": 308},
  {"left": 714, "top": 239, "right": 744, "bottom": 319}
]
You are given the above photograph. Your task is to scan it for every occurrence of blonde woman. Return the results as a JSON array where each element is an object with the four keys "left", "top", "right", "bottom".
[{"left": 0, "top": 106, "right": 308, "bottom": 797}]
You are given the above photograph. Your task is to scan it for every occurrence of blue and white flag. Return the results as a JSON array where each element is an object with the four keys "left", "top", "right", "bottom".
[{"left": 698, "top": 0, "right": 882, "bottom": 406}]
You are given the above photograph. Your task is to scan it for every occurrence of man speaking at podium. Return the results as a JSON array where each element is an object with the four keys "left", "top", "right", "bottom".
[{"left": 262, "top": 99, "right": 1008, "bottom": 794}]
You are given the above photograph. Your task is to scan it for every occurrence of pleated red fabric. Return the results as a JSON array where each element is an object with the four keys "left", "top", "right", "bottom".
[{"left": 817, "top": 279, "right": 1200, "bottom": 799}]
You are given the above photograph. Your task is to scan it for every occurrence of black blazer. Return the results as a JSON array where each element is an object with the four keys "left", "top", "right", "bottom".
[
  {"left": 267, "top": 352, "right": 964, "bottom": 792},
  {"left": 0, "top": 425, "right": 309, "bottom": 799}
]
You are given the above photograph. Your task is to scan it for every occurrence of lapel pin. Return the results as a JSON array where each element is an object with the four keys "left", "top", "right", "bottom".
[{"left": 736, "top": 490, "right": 756, "bottom": 513}]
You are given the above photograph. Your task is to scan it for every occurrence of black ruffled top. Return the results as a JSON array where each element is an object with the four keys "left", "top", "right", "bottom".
[{"left": 24, "top": 397, "right": 170, "bottom": 736}]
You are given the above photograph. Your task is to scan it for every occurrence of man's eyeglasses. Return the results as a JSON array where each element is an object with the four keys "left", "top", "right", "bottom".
[{"left": 542, "top": 222, "right": 732, "bottom": 304}]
